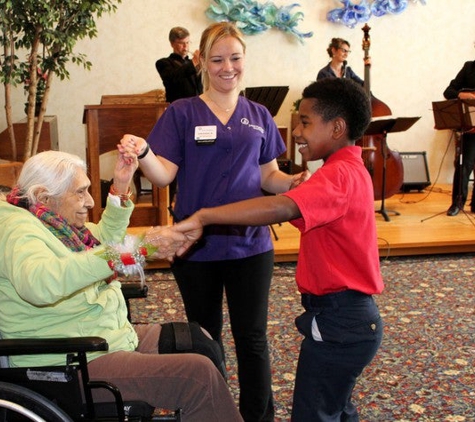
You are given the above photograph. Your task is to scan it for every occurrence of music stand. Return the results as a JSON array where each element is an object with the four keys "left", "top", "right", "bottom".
[
  {"left": 423, "top": 99, "right": 475, "bottom": 222},
  {"left": 244, "top": 86, "right": 289, "bottom": 117},
  {"left": 432, "top": 99, "right": 475, "bottom": 131},
  {"left": 365, "top": 116, "right": 421, "bottom": 221}
]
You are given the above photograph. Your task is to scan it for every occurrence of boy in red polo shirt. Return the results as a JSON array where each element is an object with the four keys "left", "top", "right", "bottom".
[{"left": 174, "top": 78, "right": 384, "bottom": 421}]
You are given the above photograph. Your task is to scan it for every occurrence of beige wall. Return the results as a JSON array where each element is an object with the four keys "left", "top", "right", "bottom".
[{"left": 1, "top": 0, "right": 474, "bottom": 183}]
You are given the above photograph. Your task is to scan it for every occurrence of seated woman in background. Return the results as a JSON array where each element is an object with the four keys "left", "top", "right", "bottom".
[
  {"left": 317, "top": 37, "right": 367, "bottom": 85},
  {"left": 0, "top": 150, "right": 243, "bottom": 422}
]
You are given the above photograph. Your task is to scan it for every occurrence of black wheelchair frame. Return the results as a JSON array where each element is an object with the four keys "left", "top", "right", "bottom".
[
  {"left": 0, "top": 335, "right": 182, "bottom": 421},
  {"left": 0, "top": 282, "right": 182, "bottom": 421}
]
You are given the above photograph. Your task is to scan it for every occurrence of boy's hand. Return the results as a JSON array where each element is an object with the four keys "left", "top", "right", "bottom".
[
  {"left": 172, "top": 215, "right": 205, "bottom": 256},
  {"left": 144, "top": 226, "right": 187, "bottom": 262}
]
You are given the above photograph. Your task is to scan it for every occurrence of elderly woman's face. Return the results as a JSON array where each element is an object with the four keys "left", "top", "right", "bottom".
[{"left": 48, "top": 169, "right": 94, "bottom": 228}]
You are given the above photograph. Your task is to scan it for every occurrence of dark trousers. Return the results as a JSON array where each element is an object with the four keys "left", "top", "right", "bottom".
[
  {"left": 172, "top": 251, "right": 275, "bottom": 422},
  {"left": 291, "top": 291, "right": 383, "bottom": 422},
  {"left": 451, "top": 132, "right": 475, "bottom": 207}
]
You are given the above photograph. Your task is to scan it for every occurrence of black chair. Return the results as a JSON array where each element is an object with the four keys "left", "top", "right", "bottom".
[{"left": 0, "top": 335, "right": 182, "bottom": 421}]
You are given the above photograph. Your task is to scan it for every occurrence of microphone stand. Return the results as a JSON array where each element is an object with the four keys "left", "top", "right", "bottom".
[
  {"left": 363, "top": 117, "right": 421, "bottom": 222},
  {"left": 421, "top": 129, "right": 475, "bottom": 223},
  {"left": 375, "top": 129, "right": 398, "bottom": 222}
]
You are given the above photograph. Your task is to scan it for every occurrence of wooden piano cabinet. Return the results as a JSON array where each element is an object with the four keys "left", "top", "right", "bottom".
[
  {"left": 0, "top": 161, "right": 23, "bottom": 188},
  {"left": 0, "top": 116, "right": 59, "bottom": 161},
  {"left": 277, "top": 126, "right": 288, "bottom": 160},
  {"left": 290, "top": 112, "right": 307, "bottom": 173},
  {"left": 83, "top": 103, "right": 169, "bottom": 227}
]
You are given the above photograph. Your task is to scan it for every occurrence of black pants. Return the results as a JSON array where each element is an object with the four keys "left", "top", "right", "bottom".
[
  {"left": 451, "top": 132, "right": 475, "bottom": 207},
  {"left": 172, "top": 251, "right": 275, "bottom": 422},
  {"left": 292, "top": 291, "right": 383, "bottom": 421}
]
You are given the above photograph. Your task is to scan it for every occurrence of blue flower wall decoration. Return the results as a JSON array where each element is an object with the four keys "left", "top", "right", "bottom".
[
  {"left": 206, "top": 0, "right": 313, "bottom": 43},
  {"left": 327, "top": 0, "right": 427, "bottom": 29}
]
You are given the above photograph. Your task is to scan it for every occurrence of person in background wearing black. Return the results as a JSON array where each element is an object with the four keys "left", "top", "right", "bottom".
[
  {"left": 155, "top": 27, "right": 203, "bottom": 203},
  {"left": 156, "top": 27, "right": 203, "bottom": 103},
  {"left": 443, "top": 58, "right": 475, "bottom": 216},
  {"left": 317, "top": 37, "right": 368, "bottom": 84}
]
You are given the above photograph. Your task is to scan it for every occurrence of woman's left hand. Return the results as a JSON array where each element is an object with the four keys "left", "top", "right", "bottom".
[{"left": 290, "top": 170, "right": 311, "bottom": 189}]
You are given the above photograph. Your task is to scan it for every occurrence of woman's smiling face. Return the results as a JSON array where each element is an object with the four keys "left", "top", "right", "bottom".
[{"left": 205, "top": 36, "right": 245, "bottom": 93}]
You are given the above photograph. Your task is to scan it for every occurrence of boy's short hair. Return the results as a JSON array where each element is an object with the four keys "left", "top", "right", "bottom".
[{"left": 302, "top": 78, "right": 371, "bottom": 140}]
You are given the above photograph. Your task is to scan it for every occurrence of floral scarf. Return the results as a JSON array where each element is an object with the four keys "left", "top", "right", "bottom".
[{"left": 6, "top": 186, "right": 100, "bottom": 252}]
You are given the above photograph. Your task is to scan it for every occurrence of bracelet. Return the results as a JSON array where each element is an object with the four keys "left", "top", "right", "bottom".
[
  {"left": 101, "top": 235, "right": 157, "bottom": 287},
  {"left": 108, "top": 248, "right": 147, "bottom": 268},
  {"left": 137, "top": 143, "right": 150, "bottom": 159},
  {"left": 109, "top": 185, "right": 132, "bottom": 206}
]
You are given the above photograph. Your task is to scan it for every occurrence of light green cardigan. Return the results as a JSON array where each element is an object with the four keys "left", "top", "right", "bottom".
[{"left": 0, "top": 198, "right": 139, "bottom": 367}]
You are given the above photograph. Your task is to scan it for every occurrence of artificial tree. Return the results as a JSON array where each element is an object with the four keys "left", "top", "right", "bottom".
[{"left": 0, "top": 0, "right": 121, "bottom": 161}]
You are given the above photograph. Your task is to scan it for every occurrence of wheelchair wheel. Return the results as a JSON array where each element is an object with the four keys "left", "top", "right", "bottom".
[{"left": 0, "top": 381, "right": 73, "bottom": 422}]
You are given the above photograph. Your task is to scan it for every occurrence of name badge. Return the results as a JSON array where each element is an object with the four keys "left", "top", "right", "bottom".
[{"left": 195, "top": 125, "right": 217, "bottom": 145}]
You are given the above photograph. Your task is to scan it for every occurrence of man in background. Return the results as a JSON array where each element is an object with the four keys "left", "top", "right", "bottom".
[
  {"left": 155, "top": 27, "right": 203, "bottom": 103},
  {"left": 155, "top": 27, "right": 203, "bottom": 203},
  {"left": 443, "top": 57, "right": 475, "bottom": 216}
]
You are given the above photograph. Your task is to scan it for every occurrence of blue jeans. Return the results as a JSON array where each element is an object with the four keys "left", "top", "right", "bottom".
[{"left": 291, "top": 290, "right": 383, "bottom": 422}]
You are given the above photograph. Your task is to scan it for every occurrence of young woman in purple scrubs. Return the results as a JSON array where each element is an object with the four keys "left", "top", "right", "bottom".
[{"left": 120, "top": 22, "right": 309, "bottom": 422}]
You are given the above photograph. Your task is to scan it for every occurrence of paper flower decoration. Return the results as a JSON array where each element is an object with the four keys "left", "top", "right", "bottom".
[
  {"left": 206, "top": 0, "right": 313, "bottom": 43},
  {"left": 327, "top": 0, "right": 427, "bottom": 28}
]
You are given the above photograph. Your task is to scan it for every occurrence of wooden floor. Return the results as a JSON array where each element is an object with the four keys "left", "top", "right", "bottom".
[
  {"left": 272, "top": 183, "right": 475, "bottom": 261},
  {"left": 129, "top": 184, "right": 475, "bottom": 269}
]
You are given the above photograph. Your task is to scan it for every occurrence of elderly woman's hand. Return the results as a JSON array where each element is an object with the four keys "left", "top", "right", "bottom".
[
  {"left": 144, "top": 226, "right": 188, "bottom": 262},
  {"left": 112, "top": 149, "right": 138, "bottom": 194}
]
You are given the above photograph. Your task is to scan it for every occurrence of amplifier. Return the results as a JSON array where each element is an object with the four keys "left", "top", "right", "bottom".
[{"left": 400, "top": 151, "right": 431, "bottom": 192}]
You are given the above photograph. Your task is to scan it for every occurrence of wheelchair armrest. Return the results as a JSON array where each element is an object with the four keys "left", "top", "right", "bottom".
[
  {"left": 0, "top": 337, "right": 108, "bottom": 356},
  {"left": 121, "top": 282, "right": 148, "bottom": 299}
]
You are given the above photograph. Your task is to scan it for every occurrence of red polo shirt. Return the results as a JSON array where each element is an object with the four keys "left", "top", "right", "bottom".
[{"left": 283, "top": 146, "right": 384, "bottom": 296}]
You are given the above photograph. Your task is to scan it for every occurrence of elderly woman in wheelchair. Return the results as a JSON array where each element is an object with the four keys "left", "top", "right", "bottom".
[{"left": 0, "top": 150, "right": 242, "bottom": 421}]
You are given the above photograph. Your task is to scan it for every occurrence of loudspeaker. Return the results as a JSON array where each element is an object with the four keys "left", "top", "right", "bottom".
[{"left": 400, "top": 152, "right": 431, "bottom": 192}]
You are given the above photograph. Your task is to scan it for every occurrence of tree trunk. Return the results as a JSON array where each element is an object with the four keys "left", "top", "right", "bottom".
[
  {"left": 23, "top": 30, "right": 42, "bottom": 161},
  {"left": 3, "top": 82, "right": 17, "bottom": 161},
  {"left": 2, "top": 31, "right": 17, "bottom": 161}
]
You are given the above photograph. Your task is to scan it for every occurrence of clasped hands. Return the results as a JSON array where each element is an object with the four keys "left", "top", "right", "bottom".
[
  {"left": 144, "top": 216, "right": 203, "bottom": 262},
  {"left": 116, "top": 135, "right": 200, "bottom": 262},
  {"left": 118, "top": 134, "right": 148, "bottom": 163}
]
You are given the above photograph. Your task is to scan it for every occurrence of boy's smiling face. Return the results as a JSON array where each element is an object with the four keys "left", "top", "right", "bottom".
[{"left": 292, "top": 98, "right": 348, "bottom": 162}]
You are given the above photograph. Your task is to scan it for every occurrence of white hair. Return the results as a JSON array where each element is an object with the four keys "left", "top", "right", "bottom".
[{"left": 16, "top": 150, "right": 87, "bottom": 205}]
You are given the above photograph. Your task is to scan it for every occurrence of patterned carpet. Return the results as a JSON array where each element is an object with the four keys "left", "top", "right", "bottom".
[{"left": 129, "top": 254, "right": 475, "bottom": 421}]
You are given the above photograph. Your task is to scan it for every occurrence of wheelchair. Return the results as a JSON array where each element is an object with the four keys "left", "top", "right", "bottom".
[{"left": 0, "top": 282, "right": 182, "bottom": 421}]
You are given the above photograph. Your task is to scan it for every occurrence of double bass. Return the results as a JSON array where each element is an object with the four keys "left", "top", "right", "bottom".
[{"left": 357, "top": 24, "right": 404, "bottom": 200}]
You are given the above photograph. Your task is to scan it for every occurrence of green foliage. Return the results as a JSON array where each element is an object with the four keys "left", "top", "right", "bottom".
[
  {"left": 292, "top": 98, "right": 301, "bottom": 112},
  {"left": 0, "top": 0, "right": 121, "bottom": 159},
  {"left": 0, "top": 0, "right": 120, "bottom": 85}
]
